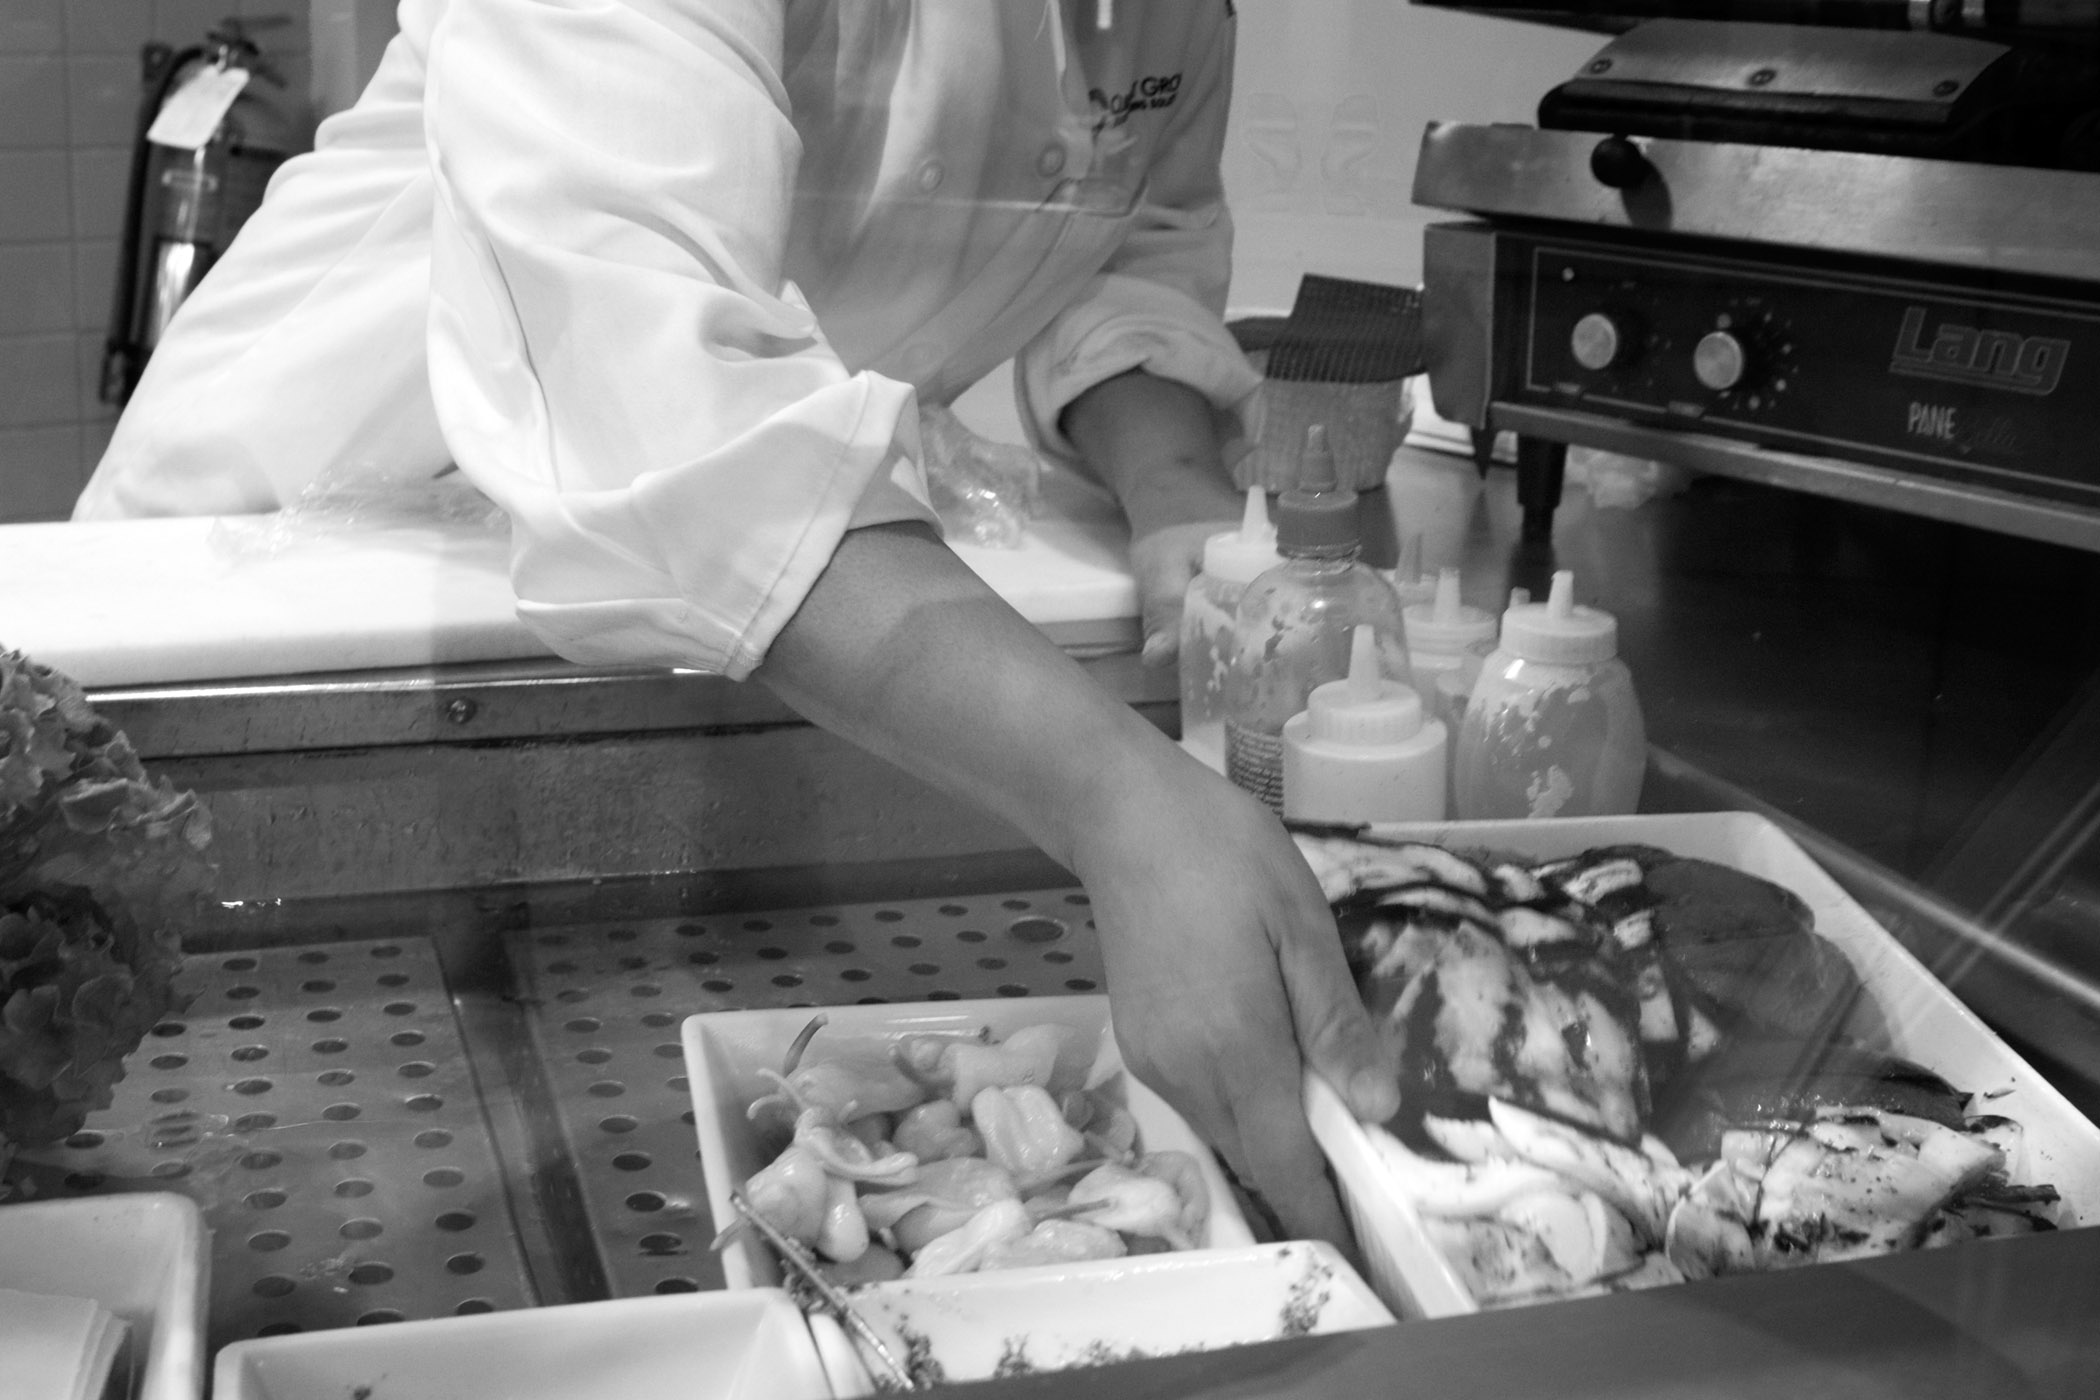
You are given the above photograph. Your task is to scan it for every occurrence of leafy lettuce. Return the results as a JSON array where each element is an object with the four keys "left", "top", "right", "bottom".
[{"left": 1, "top": 649, "right": 208, "bottom": 1169}]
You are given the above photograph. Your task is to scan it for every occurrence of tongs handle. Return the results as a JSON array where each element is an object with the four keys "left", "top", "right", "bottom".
[{"left": 728, "top": 1188, "right": 924, "bottom": 1393}]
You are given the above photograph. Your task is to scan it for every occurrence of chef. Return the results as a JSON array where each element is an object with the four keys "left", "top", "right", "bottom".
[{"left": 75, "top": 0, "right": 1400, "bottom": 1245}]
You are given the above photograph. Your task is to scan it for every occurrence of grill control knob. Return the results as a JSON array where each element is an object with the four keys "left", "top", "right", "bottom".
[
  {"left": 1589, "top": 135, "right": 1650, "bottom": 191},
  {"left": 1570, "top": 313, "right": 1623, "bottom": 371},
  {"left": 1693, "top": 330, "right": 1747, "bottom": 391}
]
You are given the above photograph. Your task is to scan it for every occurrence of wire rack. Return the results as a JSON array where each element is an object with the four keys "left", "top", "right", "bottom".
[
  {"left": 21, "top": 879, "right": 1104, "bottom": 1343},
  {"left": 514, "top": 884, "right": 1103, "bottom": 1298}
]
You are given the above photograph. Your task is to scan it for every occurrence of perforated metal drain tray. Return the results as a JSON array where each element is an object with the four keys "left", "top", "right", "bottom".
[{"left": 17, "top": 863, "right": 1103, "bottom": 1346}]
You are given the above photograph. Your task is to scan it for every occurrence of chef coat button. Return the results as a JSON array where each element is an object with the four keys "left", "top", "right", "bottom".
[
  {"left": 916, "top": 160, "right": 945, "bottom": 193},
  {"left": 1036, "top": 146, "right": 1067, "bottom": 177}
]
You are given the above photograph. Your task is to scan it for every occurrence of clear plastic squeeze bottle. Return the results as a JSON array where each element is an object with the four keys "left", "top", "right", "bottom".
[
  {"left": 1283, "top": 624, "right": 1447, "bottom": 823},
  {"left": 1454, "top": 569, "right": 1646, "bottom": 820},
  {"left": 1404, "top": 567, "right": 1498, "bottom": 733},
  {"left": 1178, "top": 487, "right": 1282, "bottom": 773},
  {"left": 1225, "top": 425, "right": 1412, "bottom": 811}
]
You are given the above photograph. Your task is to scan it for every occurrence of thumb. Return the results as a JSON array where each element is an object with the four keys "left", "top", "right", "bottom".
[
  {"left": 1275, "top": 889, "right": 1400, "bottom": 1125},
  {"left": 1130, "top": 531, "right": 1200, "bottom": 668},
  {"left": 1139, "top": 590, "right": 1184, "bottom": 667}
]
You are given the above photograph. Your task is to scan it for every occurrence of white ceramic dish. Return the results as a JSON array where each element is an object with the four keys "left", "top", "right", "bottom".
[
  {"left": 809, "top": 1240, "right": 1394, "bottom": 1395},
  {"left": 210, "top": 1290, "right": 831, "bottom": 1400},
  {"left": 0, "top": 1191, "right": 209, "bottom": 1400},
  {"left": 1304, "top": 811, "right": 2100, "bottom": 1320},
  {"left": 683, "top": 994, "right": 1255, "bottom": 1290}
]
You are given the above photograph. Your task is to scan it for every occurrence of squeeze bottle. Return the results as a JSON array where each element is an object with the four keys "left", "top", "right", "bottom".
[
  {"left": 1454, "top": 570, "right": 1646, "bottom": 820},
  {"left": 1404, "top": 567, "right": 1498, "bottom": 733},
  {"left": 1224, "top": 425, "right": 1412, "bottom": 811},
  {"left": 1283, "top": 624, "right": 1447, "bottom": 823},
  {"left": 1178, "top": 488, "right": 1282, "bottom": 772},
  {"left": 1384, "top": 531, "right": 1438, "bottom": 609}
]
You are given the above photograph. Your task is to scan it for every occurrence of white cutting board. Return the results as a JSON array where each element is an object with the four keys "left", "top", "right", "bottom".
[{"left": 0, "top": 469, "right": 1138, "bottom": 689}]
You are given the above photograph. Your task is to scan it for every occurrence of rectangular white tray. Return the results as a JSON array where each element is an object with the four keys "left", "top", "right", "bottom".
[
  {"left": 808, "top": 1240, "right": 1394, "bottom": 1395},
  {"left": 211, "top": 1290, "right": 831, "bottom": 1400},
  {"left": 682, "top": 994, "right": 1255, "bottom": 1291},
  {"left": 0, "top": 1192, "right": 208, "bottom": 1400},
  {"left": 1305, "top": 811, "right": 2100, "bottom": 1319}
]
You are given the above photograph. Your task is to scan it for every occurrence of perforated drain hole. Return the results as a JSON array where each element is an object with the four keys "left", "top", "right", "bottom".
[
  {"left": 1008, "top": 916, "right": 1068, "bottom": 943},
  {"left": 60, "top": 935, "right": 532, "bottom": 1347},
  {"left": 518, "top": 883, "right": 1105, "bottom": 1299}
]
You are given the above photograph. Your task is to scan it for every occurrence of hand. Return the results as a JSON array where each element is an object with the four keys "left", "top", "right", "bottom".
[
  {"left": 1128, "top": 518, "right": 1238, "bottom": 667},
  {"left": 1060, "top": 371, "right": 1244, "bottom": 667},
  {"left": 1069, "top": 742, "right": 1400, "bottom": 1250}
]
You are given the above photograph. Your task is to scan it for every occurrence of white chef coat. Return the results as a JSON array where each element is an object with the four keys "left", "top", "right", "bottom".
[{"left": 76, "top": 0, "right": 1260, "bottom": 680}]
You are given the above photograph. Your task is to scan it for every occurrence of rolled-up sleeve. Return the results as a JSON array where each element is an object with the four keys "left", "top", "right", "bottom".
[
  {"left": 1014, "top": 10, "right": 1260, "bottom": 463},
  {"left": 423, "top": 0, "right": 932, "bottom": 680}
]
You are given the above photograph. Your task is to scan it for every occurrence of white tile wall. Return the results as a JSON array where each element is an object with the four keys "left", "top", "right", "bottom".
[{"left": 0, "top": 0, "right": 311, "bottom": 523}]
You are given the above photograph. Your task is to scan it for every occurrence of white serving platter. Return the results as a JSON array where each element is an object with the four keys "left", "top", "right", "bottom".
[
  {"left": 808, "top": 1240, "right": 1394, "bottom": 1395},
  {"left": 210, "top": 1290, "right": 831, "bottom": 1400},
  {"left": 682, "top": 994, "right": 1255, "bottom": 1291},
  {"left": 0, "top": 1191, "right": 209, "bottom": 1400},
  {"left": 1304, "top": 810, "right": 2100, "bottom": 1320}
]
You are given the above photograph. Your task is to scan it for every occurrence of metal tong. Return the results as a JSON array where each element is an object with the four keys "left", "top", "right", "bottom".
[{"left": 728, "top": 1187, "right": 927, "bottom": 1393}]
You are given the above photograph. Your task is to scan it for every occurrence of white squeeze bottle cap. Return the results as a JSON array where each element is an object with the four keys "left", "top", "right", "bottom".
[
  {"left": 1404, "top": 568, "right": 1497, "bottom": 655},
  {"left": 1497, "top": 569, "right": 1619, "bottom": 665},
  {"left": 1201, "top": 487, "right": 1282, "bottom": 585},
  {"left": 1305, "top": 624, "right": 1424, "bottom": 745},
  {"left": 1283, "top": 625, "right": 1447, "bottom": 822},
  {"left": 1389, "top": 531, "right": 1437, "bottom": 607}
]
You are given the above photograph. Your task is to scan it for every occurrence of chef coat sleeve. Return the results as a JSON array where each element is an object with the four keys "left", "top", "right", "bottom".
[
  {"left": 422, "top": 0, "right": 935, "bottom": 681},
  {"left": 1013, "top": 10, "right": 1260, "bottom": 466}
]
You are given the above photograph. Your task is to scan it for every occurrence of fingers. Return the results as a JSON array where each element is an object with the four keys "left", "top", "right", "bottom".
[
  {"left": 1223, "top": 1041, "right": 1357, "bottom": 1249},
  {"left": 1129, "top": 532, "right": 1198, "bottom": 666},
  {"left": 1263, "top": 829, "right": 1402, "bottom": 1126},
  {"left": 1128, "top": 520, "right": 1235, "bottom": 667}
]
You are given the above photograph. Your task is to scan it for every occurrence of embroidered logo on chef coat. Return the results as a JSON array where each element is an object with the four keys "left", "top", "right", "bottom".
[{"left": 1089, "top": 72, "right": 1182, "bottom": 129}]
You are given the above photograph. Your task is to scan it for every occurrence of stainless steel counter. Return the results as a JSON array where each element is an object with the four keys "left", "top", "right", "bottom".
[{"left": 18, "top": 460, "right": 2100, "bottom": 1390}]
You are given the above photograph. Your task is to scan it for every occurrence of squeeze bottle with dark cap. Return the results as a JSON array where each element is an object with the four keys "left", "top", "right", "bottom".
[{"left": 1224, "top": 425, "right": 1412, "bottom": 811}]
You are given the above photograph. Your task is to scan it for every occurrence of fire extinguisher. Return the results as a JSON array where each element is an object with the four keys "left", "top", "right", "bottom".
[{"left": 101, "top": 17, "right": 304, "bottom": 407}]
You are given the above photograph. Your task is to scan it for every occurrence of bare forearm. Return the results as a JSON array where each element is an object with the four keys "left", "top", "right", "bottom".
[
  {"left": 1062, "top": 369, "right": 1241, "bottom": 539},
  {"left": 754, "top": 517, "right": 1398, "bottom": 1247},
  {"left": 753, "top": 520, "right": 1167, "bottom": 871},
  {"left": 1062, "top": 369, "right": 1249, "bottom": 659}
]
